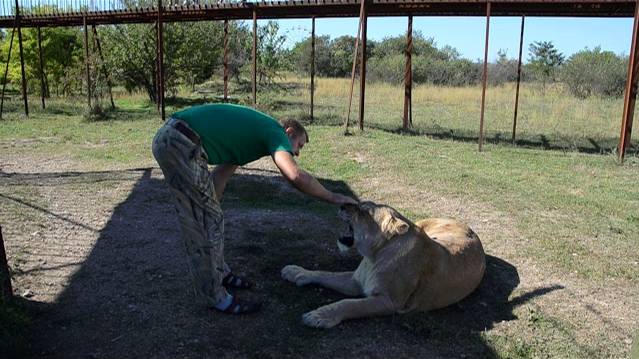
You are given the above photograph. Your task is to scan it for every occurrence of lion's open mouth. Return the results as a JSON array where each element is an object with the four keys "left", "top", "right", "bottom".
[
  {"left": 338, "top": 235, "right": 354, "bottom": 247},
  {"left": 338, "top": 224, "right": 354, "bottom": 248}
]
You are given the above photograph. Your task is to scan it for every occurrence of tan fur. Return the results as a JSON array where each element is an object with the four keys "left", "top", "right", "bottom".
[{"left": 281, "top": 201, "right": 485, "bottom": 328}]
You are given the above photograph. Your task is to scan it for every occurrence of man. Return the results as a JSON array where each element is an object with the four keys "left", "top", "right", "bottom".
[{"left": 152, "top": 103, "right": 357, "bottom": 315}]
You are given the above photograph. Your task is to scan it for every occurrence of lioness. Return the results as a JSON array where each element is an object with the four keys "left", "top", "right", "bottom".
[{"left": 281, "top": 201, "right": 485, "bottom": 328}]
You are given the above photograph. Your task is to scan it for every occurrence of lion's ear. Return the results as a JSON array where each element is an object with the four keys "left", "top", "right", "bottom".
[{"left": 381, "top": 214, "right": 409, "bottom": 239}]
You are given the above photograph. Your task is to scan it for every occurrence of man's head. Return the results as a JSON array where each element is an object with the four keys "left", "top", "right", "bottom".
[{"left": 280, "top": 119, "right": 309, "bottom": 157}]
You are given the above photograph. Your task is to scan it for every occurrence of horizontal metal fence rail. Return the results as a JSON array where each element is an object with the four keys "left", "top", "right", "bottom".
[{"left": 0, "top": 0, "right": 635, "bottom": 28}]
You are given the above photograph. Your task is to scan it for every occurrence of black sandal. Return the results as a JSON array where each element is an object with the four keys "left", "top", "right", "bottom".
[
  {"left": 222, "top": 272, "right": 253, "bottom": 290},
  {"left": 218, "top": 296, "right": 261, "bottom": 315}
]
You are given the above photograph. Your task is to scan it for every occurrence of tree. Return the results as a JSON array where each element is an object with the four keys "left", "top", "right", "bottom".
[
  {"left": 329, "top": 35, "right": 357, "bottom": 77},
  {"left": 489, "top": 49, "right": 519, "bottom": 86},
  {"left": 101, "top": 24, "right": 162, "bottom": 103},
  {"left": 371, "top": 32, "right": 451, "bottom": 60},
  {"left": 170, "top": 22, "right": 224, "bottom": 92},
  {"left": 101, "top": 21, "right": 233, "bottom": 102},
  {"left": 256, "top": 21, "right": 288, "bottom": 85},
  {"left": 289, "top": 35, "right": 331, "bottom": 76},
  {"left": 366, "top": 34, "right": 480, "bottom": 86},
  {"left": 0, "top": 26, "right": 83, "bottom": 97},
  {"left": 226, "top": 21, "right": 252, "bottom": 85},
  {"left": 561, "top": 47, "right": 627, "bottom": 98},
  {"left": 527, "top": 40, "right": 564, "bottom": 87}
]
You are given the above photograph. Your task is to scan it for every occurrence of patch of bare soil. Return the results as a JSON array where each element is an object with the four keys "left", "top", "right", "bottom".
[{"left": 0, "top": 155, "right": 635, "bottom": 358}]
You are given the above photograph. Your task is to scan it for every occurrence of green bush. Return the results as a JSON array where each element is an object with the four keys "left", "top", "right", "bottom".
[
  {"left": 83, "top": 103, "right": 110, "bottom": 122},
  {"left": 413, "top": 57, "right": 481, "bottom": 86},
  {"left": 561, "top": 47, "right": 627, "bottom": 98},
  {"left": 368, "top": 54, "right": 481, "bottom": 86},
  {"left": 489, "top": 50, "right": 523, "bottom": 86},
  {"left": 368, "top": 54, "right": 405, "bottom": 84}
]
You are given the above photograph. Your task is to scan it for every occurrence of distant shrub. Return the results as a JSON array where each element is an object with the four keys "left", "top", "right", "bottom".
[
  {"left": 368, "top": 55, "right": 482, "bottom": 87},
  {"left": 526, "top": 41, "right": 565, "bottom": 86},
  {"left": 489, "top": 50, "right": 523, "bottom": 86},
  {"left": 561, "top": 47, "right": 627, "bottom": 98},
  {"left": 83, "top": 103, "right": 110, "bottom": 122},
  {"left": 368, "top": 54, "right": 405, "bottom": 84},
  {"left": 413, "top": 57, "right": 481, "bottom": 86}
]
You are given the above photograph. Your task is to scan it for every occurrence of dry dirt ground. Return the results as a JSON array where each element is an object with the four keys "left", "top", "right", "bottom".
[{"left": 0, "top": 154, "right": 637, "bottom": 358}]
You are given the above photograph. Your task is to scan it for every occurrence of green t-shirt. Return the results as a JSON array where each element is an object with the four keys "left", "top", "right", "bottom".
[{"left": 171, "top": 103, "right": 293, "bottom": 165}]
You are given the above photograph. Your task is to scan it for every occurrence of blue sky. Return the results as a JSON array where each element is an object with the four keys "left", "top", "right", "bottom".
[{"left": 266, "top": 17, "right": 633, "bottom": 63}]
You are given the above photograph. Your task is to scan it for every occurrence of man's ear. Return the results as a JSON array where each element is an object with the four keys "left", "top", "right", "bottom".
[
  {"left": 380, "top": 213, "right": 409, "bottom": 239},
  {"left": 284, "top": 127, "right": 295, "bottom": 137}
]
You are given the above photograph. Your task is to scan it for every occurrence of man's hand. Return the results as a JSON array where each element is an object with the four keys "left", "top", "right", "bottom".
[{"left": 273, "top": 151, "right": 357, "bottom": 205}]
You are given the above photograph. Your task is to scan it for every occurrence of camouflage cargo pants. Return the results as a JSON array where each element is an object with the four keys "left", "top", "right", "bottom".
[{"left": 152, "top": 121, "right": 229, "bottom": 306}]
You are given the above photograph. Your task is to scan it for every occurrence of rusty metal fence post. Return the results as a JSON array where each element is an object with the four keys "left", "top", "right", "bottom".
[
  {"left": 252, "top": 7, "right": 257, "bottom": 107},
  {"left": 0, "top": 226, "right": 13, "bottom": 301},
  {"left": 512, "top": 15, "right": 525, "bottom": 145},
  {"left": 358, "top": 0, "right": 368, "bottom": 131},
  {"left": 15, "top": 0, "right": 28, "bottom": 117},
  {"left": 0, "top": 27, "right": 15, "bottom": 120},
  {"left": 37, "top": 26, "right": 46, "bottom": 109},
  {"left": 83, "top": 16, "right": 92, "bottom": 109},
  {"left": 157, "top": 0, "right": 165, "bottom": 121},
  {"left": 344, "top": 0, "right": 366, "bottom": 133},
  {"left": 310, "top": 16, "right": 315, "bottom": 122},
  {"left": 93, "top": 25, "right": 115, "bottom": 109},
  {"left": 619, "top": 0, "right": 639, "bottom": 162},
  {"left": 403, "top": 15, "right": 413, "bottom": 129},
  {"left": 223, "top": 19, "right": 229, "bottom": 102},
  {"left": 478, "top": 1, "right": 491, "bottom": 152},
  {"left": 155, "top": 21, "right": 160, "bottom": 111}
]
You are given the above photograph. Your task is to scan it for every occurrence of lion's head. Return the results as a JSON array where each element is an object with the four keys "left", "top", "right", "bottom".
[{"left": 337, "top": 201, "right": 411, "bottom": 257}]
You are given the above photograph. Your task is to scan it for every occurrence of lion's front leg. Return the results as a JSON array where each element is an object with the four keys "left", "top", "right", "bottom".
[
  {"left": 302, "top": 296, "right": 396, "bottom": 329},
  {"left": 281, "top": 265, "right": 362, "bottom": 296}
]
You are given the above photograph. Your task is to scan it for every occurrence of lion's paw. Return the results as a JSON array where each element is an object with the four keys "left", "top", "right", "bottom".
[
  {"left": 281, "top": 265, "right": 313, "bottom": 286},
  {"left": 302, "top": 307, "right": 341, "bottom": 329}
]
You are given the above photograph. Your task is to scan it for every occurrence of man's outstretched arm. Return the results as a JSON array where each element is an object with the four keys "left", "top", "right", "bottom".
[{"left": 272, "top": 151, "right": 356, "bottom": 205}]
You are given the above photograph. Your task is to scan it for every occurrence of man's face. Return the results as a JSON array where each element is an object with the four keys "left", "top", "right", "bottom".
[{"left": 286, "top": 128, "right": 306, "bottom": 157}]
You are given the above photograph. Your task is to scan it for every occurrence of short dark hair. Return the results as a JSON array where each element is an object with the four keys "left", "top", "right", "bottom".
[{"left": 279, "top": 118, "right": 309, "bottom": 143}]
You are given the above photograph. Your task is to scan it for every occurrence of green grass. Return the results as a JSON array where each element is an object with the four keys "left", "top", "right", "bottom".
[
  {"left": 0, "top": 78, "right": 638, "bottom": 358},
  {"left": 1, "top": 81, "right": 637, "bottom": 280},
  {"left": 292, "top": 125, "right": 639, "bottom": 281}
]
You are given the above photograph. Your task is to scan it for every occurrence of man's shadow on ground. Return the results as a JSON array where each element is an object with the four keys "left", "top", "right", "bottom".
[{"left": 7, "top": 168, "right": 563, "bottom": 358}]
